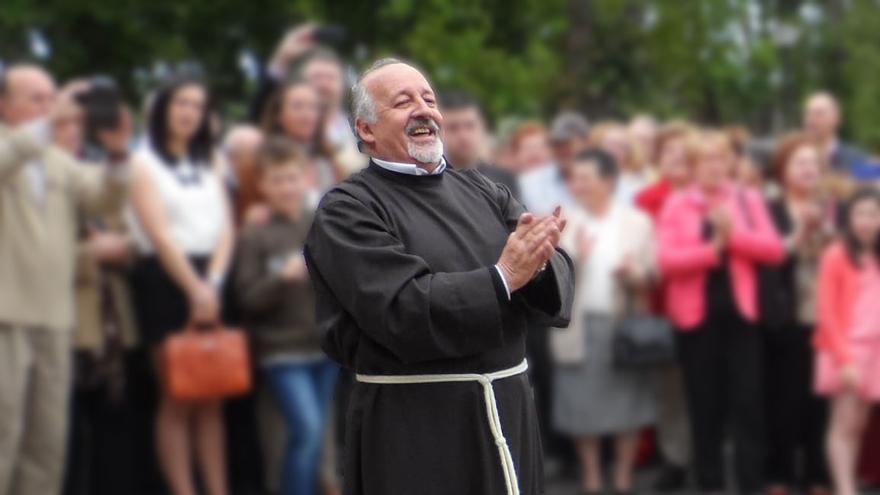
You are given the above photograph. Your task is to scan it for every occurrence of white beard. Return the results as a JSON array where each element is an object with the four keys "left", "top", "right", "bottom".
[{"left": 407, "top": 138, "right": 444, "bottom": 165}]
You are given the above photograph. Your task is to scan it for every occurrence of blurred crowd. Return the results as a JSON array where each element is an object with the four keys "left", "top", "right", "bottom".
[{"left": 2, "top": 22, "right": 880, "bottom": 495}]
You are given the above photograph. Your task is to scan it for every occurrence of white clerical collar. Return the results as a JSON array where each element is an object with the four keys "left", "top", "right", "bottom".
[{"left": 372, "top": 156, "right": 447, "bottom": 176}]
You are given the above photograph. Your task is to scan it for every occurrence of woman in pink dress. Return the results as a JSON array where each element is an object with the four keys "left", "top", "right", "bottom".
[{"left": 815, "top": 188, "right": 880, "bottom": 495}]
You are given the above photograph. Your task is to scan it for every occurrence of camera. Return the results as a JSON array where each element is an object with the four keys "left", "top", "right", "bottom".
[
  {"left": 312, "top": 25, "right": 347, "bottom": 46},
  {"left": 74, "top": 76, "right": 124, "bottom": 147}
]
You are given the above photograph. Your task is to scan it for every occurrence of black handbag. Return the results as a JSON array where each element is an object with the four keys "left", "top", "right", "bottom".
[{"left": 613, "top": 289, "right": 676, "bottom": 368}]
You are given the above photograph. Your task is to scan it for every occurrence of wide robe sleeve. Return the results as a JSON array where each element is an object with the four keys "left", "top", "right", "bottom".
[
  {"left": 486, "top": 176, "right": 575, "bottom": 328},
  {"left": 305, "top": 194, "right": 511, "bottom": 365}
]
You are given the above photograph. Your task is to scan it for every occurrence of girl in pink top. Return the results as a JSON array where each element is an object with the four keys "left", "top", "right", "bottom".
[{"left": 814, "top": 189, "right": 880, "bottom": 495}]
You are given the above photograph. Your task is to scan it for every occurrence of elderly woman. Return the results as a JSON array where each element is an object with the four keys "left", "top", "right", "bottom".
[
  {"left": 762, "top": 133, "right": 835, "bottom": 495},
  {"left": 658, "top": 130, "right": 784, "bottom": 494},
  {"left": 634, "top": 120, "right": 696, "bottom": 491},
  {"left": 552, "top": 148, "right": 657, "bottom": 494}
]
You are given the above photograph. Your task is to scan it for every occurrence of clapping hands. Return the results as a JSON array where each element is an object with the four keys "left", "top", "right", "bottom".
[{"left": 497, "top": 206, "right": 566, "bottom": 292}]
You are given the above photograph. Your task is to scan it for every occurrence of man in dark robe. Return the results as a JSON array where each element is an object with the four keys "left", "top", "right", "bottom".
[{"left": 304, "top": 58, "right": 575, "bottom": 495}]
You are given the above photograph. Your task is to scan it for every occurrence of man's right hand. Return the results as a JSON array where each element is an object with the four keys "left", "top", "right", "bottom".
[
  {"left": 48, "top": 79, "right": 90, "bottom": 126},
  {"left": 270, "top": 24, "right": 317, "bottom": 74},
  {"left": 497, "top": 209, "right": 564, "bottom": 292}
]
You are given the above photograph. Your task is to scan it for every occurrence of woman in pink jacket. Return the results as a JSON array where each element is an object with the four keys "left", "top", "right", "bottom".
[
  {"left": 814, "top": 188, "right": 880, "bottom": 495},
  {"left": 657, "top": 131, "right": 784, "bottom": 494}
]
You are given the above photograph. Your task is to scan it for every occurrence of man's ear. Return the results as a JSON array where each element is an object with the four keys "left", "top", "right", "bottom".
[{"left": 356, "top": 119, "right": 376, "bottom": 146}]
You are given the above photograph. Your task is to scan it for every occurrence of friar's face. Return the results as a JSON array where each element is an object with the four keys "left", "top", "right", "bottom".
[{"left": 358, "top": 63, "right": 445, "bottom": 167}]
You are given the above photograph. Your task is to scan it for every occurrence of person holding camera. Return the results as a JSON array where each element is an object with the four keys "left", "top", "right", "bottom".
[{"left": 0, "top": 63, "right": 131, "bottom": 495}]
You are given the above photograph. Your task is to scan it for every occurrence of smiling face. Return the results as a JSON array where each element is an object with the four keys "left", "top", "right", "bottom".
[{"left": 356, "top": 63, "right": 444, "bottom": 166}]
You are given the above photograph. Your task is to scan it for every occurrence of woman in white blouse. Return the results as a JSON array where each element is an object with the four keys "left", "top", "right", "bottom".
[
  {"left": 551, "top": 148, "right": 657, "bottom": 494},
  {"left": 128, "top": 76, "right": 234, "bottom": 495}
]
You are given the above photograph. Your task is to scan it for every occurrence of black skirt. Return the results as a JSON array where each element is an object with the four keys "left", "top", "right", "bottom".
[{"left": 130, "top": 256, "right": 210, "bottom": 347}]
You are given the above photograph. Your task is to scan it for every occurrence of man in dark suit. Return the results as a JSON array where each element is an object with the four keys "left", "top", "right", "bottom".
[
  {"left": 803, "top": 91, "right": 869, "bottom": 173},
  {"left": 439, "top": 89, "right": 521, "bottom": 199}
]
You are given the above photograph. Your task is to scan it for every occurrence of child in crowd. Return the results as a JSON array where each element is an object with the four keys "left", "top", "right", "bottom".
[
  {"left": 815, "top": 188, "right": 880, "bottom": 495},
  {"left": 234, "top": 136, "right": 338, "bottom": 495}
]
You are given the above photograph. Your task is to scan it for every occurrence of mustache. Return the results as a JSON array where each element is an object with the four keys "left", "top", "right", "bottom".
[{"left": 405, "top": 117, "right": 440, "bottom": 134}]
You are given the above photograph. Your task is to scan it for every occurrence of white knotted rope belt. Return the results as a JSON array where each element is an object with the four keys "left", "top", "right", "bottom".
[{"left": 356, "top": 359, "right": 529, "bottom": 495}]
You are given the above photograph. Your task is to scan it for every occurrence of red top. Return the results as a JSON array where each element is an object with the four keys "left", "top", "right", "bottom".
[
  {"left": 635, "top": 180, "right": 674, "bottom": 313},
  {"left": 815, "top": 242, "right": 880, "bottom": 365},
  {"left": 657, "top": 183, "right": 785, "bottom": 329},
  {"left": 635, "top": 179, "right": 672, "bottom": 221}
]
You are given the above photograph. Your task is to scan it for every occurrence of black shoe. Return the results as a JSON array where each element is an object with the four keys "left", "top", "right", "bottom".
[{"left": 653, "top": 465, "right": 687, "bottom": 491}]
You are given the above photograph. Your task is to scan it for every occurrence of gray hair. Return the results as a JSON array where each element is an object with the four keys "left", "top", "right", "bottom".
[{"left": 351, "top": 57, "right": 406, "bottom": 125}]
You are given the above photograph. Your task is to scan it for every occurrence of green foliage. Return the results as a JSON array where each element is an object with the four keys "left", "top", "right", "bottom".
[{"left": 1, "top": 0, "right": 878, "bottom": 149}]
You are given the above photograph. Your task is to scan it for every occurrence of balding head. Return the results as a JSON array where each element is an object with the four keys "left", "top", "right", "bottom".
[
  {"left": 223, "top": 124, "right": 264, "bottom": 174},
  {"left": 224, "top": 125, "right": 263, "bottom": 153},
  {"left": 351, "top": 58, "right": 444, "bottom": 167},
  {"left": 803, "top": 91, "right": 841, "bottom": 143},
  {"left": 629, "top": 114, "right": 659, "bottom": 164},
  {"left": 0, "top": 64, "right": 56, "bottom": 126}
]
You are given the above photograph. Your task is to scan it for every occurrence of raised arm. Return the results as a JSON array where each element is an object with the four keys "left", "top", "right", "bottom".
[
  {"left": 65, "top": 155, "right": 129, "bottom": 216},
  {"left": 0, "top": 121, "right": 46, "bottom": 184}
]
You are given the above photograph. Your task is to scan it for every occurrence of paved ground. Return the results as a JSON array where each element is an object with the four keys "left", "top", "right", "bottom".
[{"left": 544, "top": 466, "right": 662, "bottom": 495}]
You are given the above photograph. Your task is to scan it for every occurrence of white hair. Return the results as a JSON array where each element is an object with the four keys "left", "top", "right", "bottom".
[
  {"left": 351, "top": 57, "right": 406, "bottom": 125},
  {"left": 407, "top": 138, "right": 444, "bottom": 164}
]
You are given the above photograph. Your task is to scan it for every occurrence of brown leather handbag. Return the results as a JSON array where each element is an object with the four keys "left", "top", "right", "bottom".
[{"left": 162, "top": 323, "right": 252, "bottom": 400}]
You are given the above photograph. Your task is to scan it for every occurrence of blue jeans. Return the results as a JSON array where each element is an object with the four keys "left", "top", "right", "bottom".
[{"left": 264, "top": 359, "right": 339, "bottom": 495}]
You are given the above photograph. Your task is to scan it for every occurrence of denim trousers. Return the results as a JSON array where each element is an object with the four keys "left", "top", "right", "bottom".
[{"left": 264, "top": 358, "right": 339, "bottom": 495}]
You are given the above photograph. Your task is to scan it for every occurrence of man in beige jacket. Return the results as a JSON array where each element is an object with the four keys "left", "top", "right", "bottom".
[{"left": 0, "top": 64, "right": 131, "bottom": 495}]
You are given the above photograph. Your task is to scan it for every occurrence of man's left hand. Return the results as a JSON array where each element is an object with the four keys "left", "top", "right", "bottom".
[{"left": 535, "top": 206, "right": 566, "bottom": 263}]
